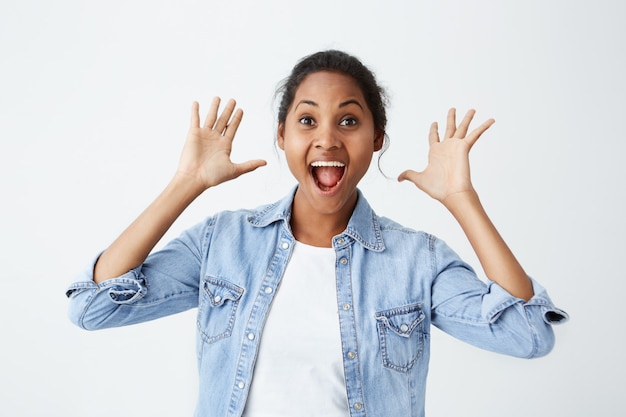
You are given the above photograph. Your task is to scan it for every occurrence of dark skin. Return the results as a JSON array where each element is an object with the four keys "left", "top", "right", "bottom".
[
  {"left": 94, "top": 73, "right": 533, "bottom": 301},
  {"left": 277, "top": 72, "right": 383, "bottom": 247}
]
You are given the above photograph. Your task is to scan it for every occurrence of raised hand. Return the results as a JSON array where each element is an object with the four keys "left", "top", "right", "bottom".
[
  {"left": 94, "top": 98, "right": 266, "bottom": 283},
  {"left": 398, "top": 108, "right": 494, "bottom": 206},
  {"left": 176, "top": 97, "right": 266, "bottom": 189}
]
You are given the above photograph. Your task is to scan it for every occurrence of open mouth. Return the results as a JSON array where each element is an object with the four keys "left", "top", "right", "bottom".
[{"left": 310, "top": 161, "right": 346, "bottom": 192}]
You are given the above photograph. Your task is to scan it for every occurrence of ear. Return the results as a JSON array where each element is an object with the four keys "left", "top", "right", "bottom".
[
  {"left": 277, "top": 122, "right": 285, "bottom": 150},
  {"left": 373, "top": 129, "right": 384, "bottom": 152}
]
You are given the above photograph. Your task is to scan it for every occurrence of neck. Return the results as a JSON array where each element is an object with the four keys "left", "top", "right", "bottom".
[{"left": 289, "top": 190, "right": 356, "bottom": 248}]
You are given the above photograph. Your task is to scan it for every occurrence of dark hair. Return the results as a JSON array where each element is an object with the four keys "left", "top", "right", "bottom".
[{"left": 276, "top": 50, "right": 389, "bottom": 151}]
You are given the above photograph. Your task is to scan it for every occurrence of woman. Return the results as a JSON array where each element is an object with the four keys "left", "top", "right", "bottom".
[{"left": 67, "top": 50, "right": 567, "bottom": 416}]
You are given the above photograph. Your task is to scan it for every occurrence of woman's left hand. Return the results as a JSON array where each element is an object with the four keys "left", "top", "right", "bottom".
[{"left": 398, "top": 108, "right": 494, "bottom": 206}]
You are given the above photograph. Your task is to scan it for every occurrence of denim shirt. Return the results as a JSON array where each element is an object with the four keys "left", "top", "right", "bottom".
[{"left": 66, "top": 188, "right": 567, "bottom": 417}]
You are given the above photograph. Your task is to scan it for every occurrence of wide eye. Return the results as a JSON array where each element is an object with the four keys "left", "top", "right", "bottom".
[
  {"left": 339, "top": 117, "right": 358, "bottom": 126},
  {"left": 298, "top": 116, "right": 315, "bottom": 126}
]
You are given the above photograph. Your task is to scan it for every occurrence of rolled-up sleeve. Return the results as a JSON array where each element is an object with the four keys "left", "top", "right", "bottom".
[
  {"left": 66, "top": 219, "right": 212, "bottom": 330},
  {"left": 430, "top": 236, "right": 568, "bottom": 359}
]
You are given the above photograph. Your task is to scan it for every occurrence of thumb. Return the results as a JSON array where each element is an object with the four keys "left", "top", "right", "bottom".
[
  {"left": 234, "top": 159, "right": 267, "bottom": 176},
  {"left": 397, "top": 169, "right": 421, "bottom": 185}
]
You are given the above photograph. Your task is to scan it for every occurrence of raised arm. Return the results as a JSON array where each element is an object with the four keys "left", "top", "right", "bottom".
[
  {"left": 398, "top": 108, "right": 533, "bottom": 301},
  {"left": 93, "top": 98, "right": 266, "bottom": 283}
]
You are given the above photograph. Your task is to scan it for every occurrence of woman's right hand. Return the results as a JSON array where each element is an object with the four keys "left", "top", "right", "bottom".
[
  {"left": 94, "top": 98, "right": 265, "bottom": 283},
  {"left": 175, "top": 97, "right": 266, "bottom": 190}
]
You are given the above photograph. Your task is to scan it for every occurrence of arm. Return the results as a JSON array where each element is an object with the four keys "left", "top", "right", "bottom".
[
  {"left": 93, "top": 98, "right": 266, "bottom": 283},
  {"left": 398, "top": 108, "right": 533, "bottom": 301}
]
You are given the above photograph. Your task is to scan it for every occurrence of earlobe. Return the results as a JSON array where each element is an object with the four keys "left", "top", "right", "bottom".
[
  {"left": 374, "top": 130, "right": 384, "bottom": 152},
  {"left": 277, "top": 123, "right": 285, "bottom": 150}
]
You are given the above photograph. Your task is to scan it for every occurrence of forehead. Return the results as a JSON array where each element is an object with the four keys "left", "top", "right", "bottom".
[{"left": 293, "top": 71, "right": 366, "bottom": 104}]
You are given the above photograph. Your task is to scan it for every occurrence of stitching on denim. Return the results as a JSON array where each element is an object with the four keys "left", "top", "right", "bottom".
[
  {"left": 375, "top": 303, "right": 425, "bottom": 373},
  {"left": 78, "top": 289, "right": 98, "bottom": 330},
  {"left": 429, "top": 234, "right": 437, "bottom": 278},
  {"left": 197, "top": 277, "right": 244, "bottom": 345},
  {"left": 523, "top": 305, "right": 540, "bottom": 358}
]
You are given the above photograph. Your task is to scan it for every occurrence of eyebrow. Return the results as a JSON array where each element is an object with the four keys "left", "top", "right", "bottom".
[{"left": 294, "top": 99, "right": 364, "bottom": 111}]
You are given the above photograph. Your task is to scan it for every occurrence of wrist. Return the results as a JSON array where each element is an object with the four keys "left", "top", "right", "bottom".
[
  {"left": 169, "top": 172, "right": 208, "bottom": 202},
  {"left": 442, "top": 189, "right": 480, "bottom": 212}
]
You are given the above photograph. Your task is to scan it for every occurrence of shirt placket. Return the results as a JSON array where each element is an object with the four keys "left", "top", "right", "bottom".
[
  {"left": 228, "top": 229, "right": 294, "bottom": 417},
  {"left": 334, "top": 235, "right": 366, "bottom": 416}
]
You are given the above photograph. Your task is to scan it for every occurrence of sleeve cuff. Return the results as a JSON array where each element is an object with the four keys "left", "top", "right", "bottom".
[
  {"left": 65, "top": 253, "right": 148, "bottom": 306},
  {"left": 481, "top": 277, "right": 569, "bottom": 325}
]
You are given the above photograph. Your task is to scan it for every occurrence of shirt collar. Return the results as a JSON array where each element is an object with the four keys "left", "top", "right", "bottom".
[{"left": 247, "top": 186, "right": 385, "bottom": 252}]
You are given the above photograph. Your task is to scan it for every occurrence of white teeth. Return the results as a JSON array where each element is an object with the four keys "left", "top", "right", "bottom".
[{"left": 310, "top": 161, "right": 345, "bottom": 167}]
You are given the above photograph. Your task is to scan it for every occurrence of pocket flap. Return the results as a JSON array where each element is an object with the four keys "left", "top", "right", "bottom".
[
  {"left": 376, "top": 303, "right": 424, "bottom": 338},
  {"left": 202, "top": 277, "right": 244, "bottom": 307}
]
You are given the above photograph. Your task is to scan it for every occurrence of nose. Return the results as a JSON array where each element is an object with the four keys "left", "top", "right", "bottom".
[{"left": 314, "top": 123, "right": 341, "bottom": 151}]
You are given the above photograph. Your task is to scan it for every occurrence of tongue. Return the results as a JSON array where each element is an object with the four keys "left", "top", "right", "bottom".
[{"left": 315, "top": 166, "right": 343, "bottom": 187}]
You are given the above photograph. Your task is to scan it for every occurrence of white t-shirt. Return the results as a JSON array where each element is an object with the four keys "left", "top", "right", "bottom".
[{"left": 242, "top": 241, "right": 349, "bottom": 416}]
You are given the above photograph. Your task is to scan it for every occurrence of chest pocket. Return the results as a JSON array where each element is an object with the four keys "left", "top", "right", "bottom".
[
  {"left": 375, "top": 303, "right": 425, "bottom": 373},
  {"left": 197, "top": 277, "right": 244, "bottom": 345}
]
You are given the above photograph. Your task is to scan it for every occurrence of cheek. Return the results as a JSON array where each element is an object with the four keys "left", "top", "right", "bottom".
[
  {"left": 351, "top": 147, "right": 376, "bottom": 173},
  {"left": 280, "top": 131, "right": 308, "bottom": 156},
  {"left": 359, "top": 152, "right": 375, "bottom": 169},
  {"left": 281, "top": 142, "right": 306, "bottom": 173}
]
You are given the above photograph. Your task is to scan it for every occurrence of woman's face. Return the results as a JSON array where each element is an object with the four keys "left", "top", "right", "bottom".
[{"left": 278, "top": 71, "right": 383, "bottom": 220}]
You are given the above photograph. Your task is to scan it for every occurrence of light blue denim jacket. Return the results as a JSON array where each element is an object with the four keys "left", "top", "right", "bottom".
[{"left": 66, "top": 188, "right": 567, "bottom": 417}]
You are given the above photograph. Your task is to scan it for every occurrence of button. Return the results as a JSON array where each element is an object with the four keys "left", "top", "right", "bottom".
[
  {"left": 337, "top": 237, "right": 345, "bottom": 244},
  {"left": 213, "top": 295, "right": 222, "bottom": 303},
  {"left": 247, "top": 332, "right": 255, "bottom": 340},
  {"left": 264, "top": 287, "right": 273, "bottom": 294},
  {"left": 353, "top": 403, "right": 363, "bottom": 410},
  {"left": 347, "top": 351, "right": 356, "bottom": 359},
  {"left": 340, "top": 258, "right": 348, "bottom": 265},
  {"left": 281, "top": 242, "right": 290, "bottom": 249},
  {"left": 400, "top": 324, "right": 409, "bottom": 332},
  {"left": 343, "top": 304, "right": 351, "bottom": 310},
  {"left": 237, "top": 381, "right": 245, "bottom": 389}
]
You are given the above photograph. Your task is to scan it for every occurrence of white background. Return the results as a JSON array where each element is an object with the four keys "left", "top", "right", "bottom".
[{"left": 1, "top": 0, "right": 624, "bottom": 416}]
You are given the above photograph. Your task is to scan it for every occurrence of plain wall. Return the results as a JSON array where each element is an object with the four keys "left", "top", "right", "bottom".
[{"left": 1, "top": 0, "right": 624, "bottom": 415}]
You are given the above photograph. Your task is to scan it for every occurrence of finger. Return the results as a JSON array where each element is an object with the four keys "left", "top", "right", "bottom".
[
  {"left": 214, "top": 99, "right": 236, "bottom": 133},
  {"left": 398, "top": 170, "right": 429, "bottom": 193},
  {"left": 465, "top": 118, "right": 495, "bottom": 148},
  {"left": 223, "top": 108, "right": 244, "bottom": 139},
  {"left": 203, "top": 97, "right": 221, "bottom": 128},
  {"left": 454, "top": 109, "right": 476, "bottom": 138},
  {"left": 190, "top": 101, "right": 200, "bottom": 128},
  {"left": 397, "top": 169, "right": 420, "bottom": 183},
  {"left": 444, "top": 108, "right": 456, "bottom": 139},
  {"left": 428, "top": 122, "right": 440, "bottom": 146},
  {"left": 234, "top": 159, "right": 268, "bottom": 176}
]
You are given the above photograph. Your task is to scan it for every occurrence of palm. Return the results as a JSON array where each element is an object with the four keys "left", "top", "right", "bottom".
[
  {"left": 398, "top": 108, "right": 494, "bottom": 204},
  {"left": 177, "top": 98, "right": 266, "bottom": 188}
]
